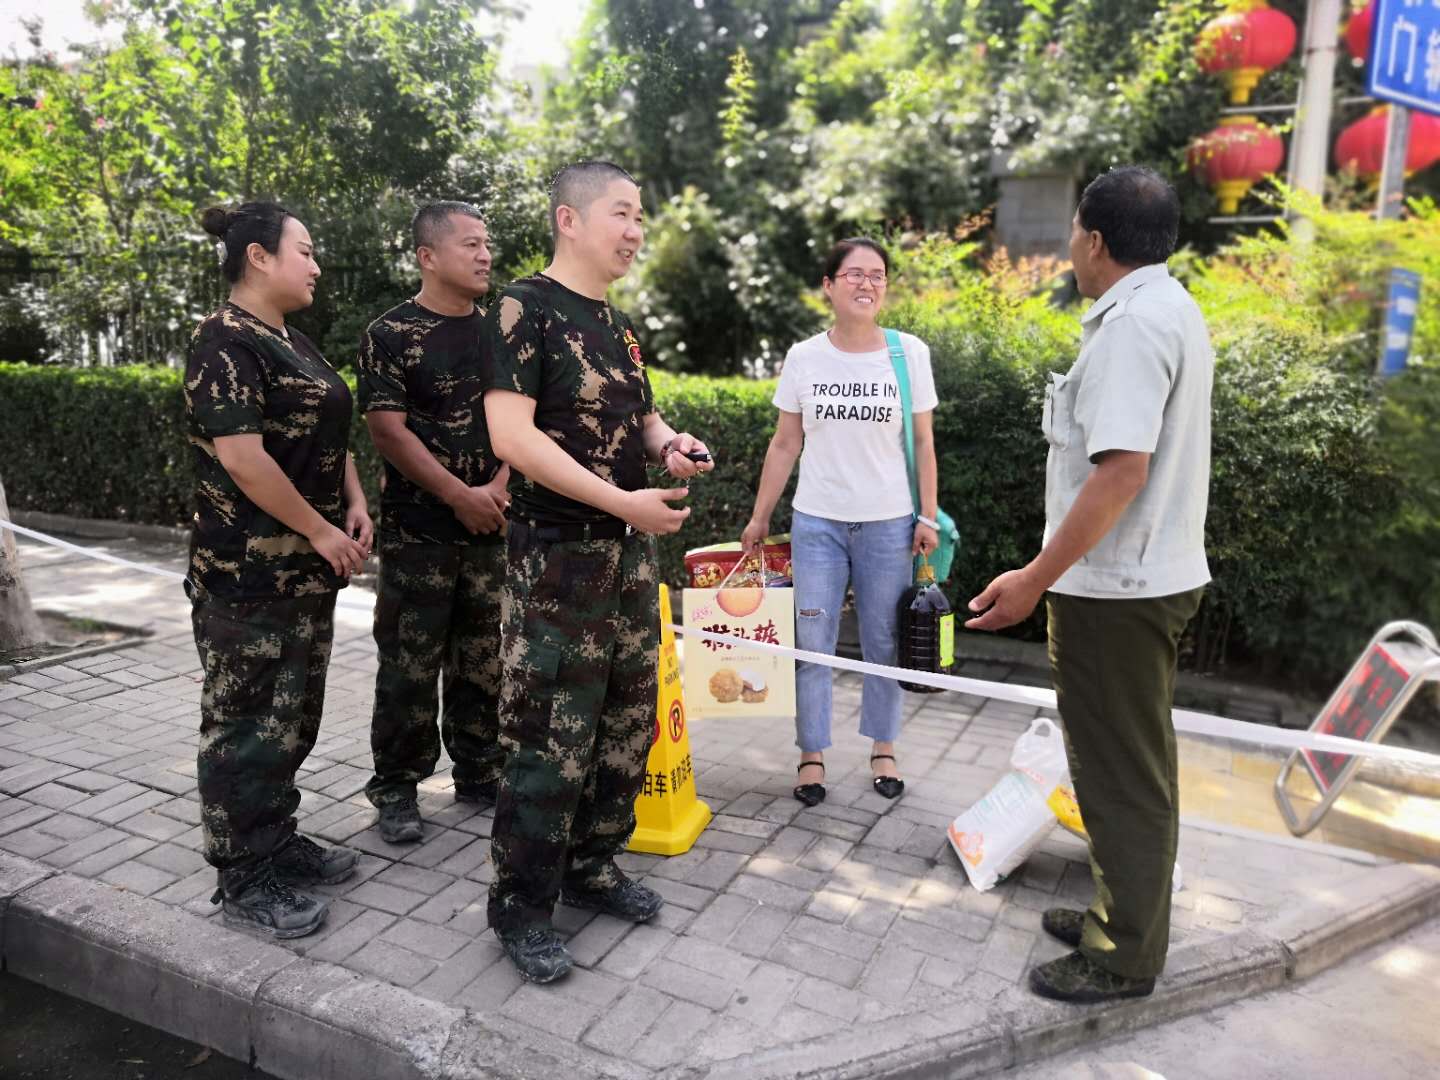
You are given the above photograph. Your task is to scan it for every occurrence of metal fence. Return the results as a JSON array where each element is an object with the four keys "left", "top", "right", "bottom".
[{"left": 0, "top": 246, "right": 394, "bottom": 366}]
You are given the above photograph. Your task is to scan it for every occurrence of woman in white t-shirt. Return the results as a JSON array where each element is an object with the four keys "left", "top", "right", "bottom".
[{"left": 741, "top": 239, "right": 940, "bottom": 807}]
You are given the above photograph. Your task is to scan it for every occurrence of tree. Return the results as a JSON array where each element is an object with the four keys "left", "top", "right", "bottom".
[
  {"left": 0, "top": 474, "right": 42, "bottom": 653},
  {"left": 542, "top": 0, "right": 842, "bottom": 199},
  {"left": 0, "top": 0, "right": 506, "bottom": 364}
]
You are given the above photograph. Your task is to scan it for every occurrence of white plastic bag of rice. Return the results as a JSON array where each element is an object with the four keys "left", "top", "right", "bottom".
[{"left": 947, "top": 718, "right": 1068, "bottom": 892}]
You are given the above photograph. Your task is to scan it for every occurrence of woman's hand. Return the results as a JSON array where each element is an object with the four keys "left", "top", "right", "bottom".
[
  {"left": 912, "top": 521, "right": 939, "bottom": 557},
  {"left": 740, "top": 517, "right": 769, "bottom": 555},
  {"left": 345, "top": 502, "right": 374, "bottom": 558}
]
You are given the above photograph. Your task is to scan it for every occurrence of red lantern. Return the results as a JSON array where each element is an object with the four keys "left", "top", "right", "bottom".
[
  {"left": 1188, "top": 117, "right": 1287, "bottom": 213},
  {"left": 1344, "top": 1, "right": 1374, "bottom": 62},
  {"left": 1196, "top": 0, "right": 1299, "bottom": 105},
  {"left": 1334, "top": 107, "right": 1440, "bottom": 177}
]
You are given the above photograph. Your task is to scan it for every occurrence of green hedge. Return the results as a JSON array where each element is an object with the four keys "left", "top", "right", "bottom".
[
  {"left": 0, "top": 316, "right": 1433, "bottom": 687},
  {"left": 0, "top": 362, "right": 790, "bottom": 580}
]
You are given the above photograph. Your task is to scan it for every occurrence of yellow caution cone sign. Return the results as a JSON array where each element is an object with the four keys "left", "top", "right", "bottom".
[{"left": 630, "top": 584, "right": 712, "bottom": 855}]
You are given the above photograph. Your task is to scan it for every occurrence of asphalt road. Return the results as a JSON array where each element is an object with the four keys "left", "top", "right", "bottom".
[{"left": 0, "top": 973, "right": 279, "bottom": 1080}]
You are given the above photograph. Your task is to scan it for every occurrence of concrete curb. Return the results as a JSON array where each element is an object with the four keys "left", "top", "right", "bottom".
[
  {"left": 11, "top": 508, "right": 191, "bottom": 545},
  {"left": 2, "top": 850, "right": 1438, "bottom": 1080},
  {"left": 1267, "top": 861, "right": 1440, "bottom": 981},
  {"left": 667, "top": 863, "right": 1440, "bottom": 1080},
  {"left": 0, "top": 617, "right": 152, "bottom": 681},
  {"left": 0, "top": 852, "right": 642, "bottom": 1080}
]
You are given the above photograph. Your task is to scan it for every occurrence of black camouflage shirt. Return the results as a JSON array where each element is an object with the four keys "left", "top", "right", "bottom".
[
  {"left": 484, "top": 274, "right": 655, "bottom": 525},
  {"left": 356, "top": 299, "right": 500, "bottom": 545},
  {"left": 184, "top": 303, "right": 351, "bottom": 601}
]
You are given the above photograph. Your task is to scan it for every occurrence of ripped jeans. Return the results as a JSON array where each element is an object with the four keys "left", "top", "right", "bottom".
[{"left": 790, "top": 510, "right": 915, "bottom": 753}]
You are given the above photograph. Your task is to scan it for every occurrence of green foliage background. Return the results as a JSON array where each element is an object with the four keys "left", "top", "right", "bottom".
[
  {"left": 1, "top": 0, "right": 1438, "bottom": 688},
  {"left": 3, "top": 203, "right": 1435, "bottom": 686}
]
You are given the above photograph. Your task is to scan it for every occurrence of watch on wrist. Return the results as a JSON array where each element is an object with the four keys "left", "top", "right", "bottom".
[{"left": 916, "top": 514, "right": 940, "bottom": 531}]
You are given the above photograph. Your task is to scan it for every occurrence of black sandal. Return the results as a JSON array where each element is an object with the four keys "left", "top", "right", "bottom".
[
  {"left": 870, "top": 755, "right": 905, "bottom": 800},
  {"left": 793, "top": 762, "right": 826, "bottom": 807}
]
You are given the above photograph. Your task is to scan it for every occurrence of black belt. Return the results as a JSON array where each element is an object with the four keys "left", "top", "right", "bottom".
[{"left": 515, "top": 518, "right": 636, "bottom": 543}]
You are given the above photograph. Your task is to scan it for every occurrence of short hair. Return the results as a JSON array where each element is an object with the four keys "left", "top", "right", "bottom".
[
  {"left": 822, "top": 237, "right": 890, "bottom": 283},
  {"left": 548, "top": 161, "right": 639, "bottom": 238},
  {"left": 1076, "top": 166, "right": 1180, "bottom": 267},
  {"left": 412, "top": 201, "right": 485, "bottom": 252},
  {"left": 198, "top": 202, "right": 293, "bottom": 284}
]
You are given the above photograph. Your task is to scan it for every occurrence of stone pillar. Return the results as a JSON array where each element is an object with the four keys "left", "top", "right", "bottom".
[{"left": 991, "top": 155, "right": 1081, "bottom": 259}]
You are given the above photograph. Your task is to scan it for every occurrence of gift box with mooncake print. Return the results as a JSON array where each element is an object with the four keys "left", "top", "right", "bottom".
[{"left": 682, "top": 559, "right": 795, "bottom": 720}]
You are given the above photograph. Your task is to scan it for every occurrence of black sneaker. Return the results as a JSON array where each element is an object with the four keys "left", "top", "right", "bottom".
[
  {"left": 560, "top": 872, "right": 663, "bottom": 923},
  {"left": 272, "top": 833, "right": 359, "bottom": 887},
  {"left": 1029, "top": 950, "right": 1156, "bottom": 1003},
  {"left": 494, "top": 923, "right": 574, "bottom": 984},
  {"left": 1041, "top": 907, "right": 1085, "bottom": 948},
  {"left": 377, "top": 800, "right": 423, "bottom": 843},
  {"left": 210, "top": 863, "right": 326, "bottom": 940},
  {"left": 453, "top": 779, "right": 498, "bottom": 805}
]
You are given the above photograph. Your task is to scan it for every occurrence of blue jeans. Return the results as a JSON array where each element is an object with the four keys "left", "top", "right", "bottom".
[{"left": 791, "top": 510, "right": 914, "bottom": 753}]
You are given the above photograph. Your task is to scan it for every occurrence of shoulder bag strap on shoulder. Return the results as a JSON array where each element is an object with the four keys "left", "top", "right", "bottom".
[{"left": 883, "top": 328, "right": 920, "bottom": 513}]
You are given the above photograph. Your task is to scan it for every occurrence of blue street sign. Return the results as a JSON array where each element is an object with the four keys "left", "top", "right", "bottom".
[
  {"left": 1368, "top": 0, "right": 1440, "bottom": 117},
  {"left": 1381, "top": 268, "right": 1421, "bottom": 376}
]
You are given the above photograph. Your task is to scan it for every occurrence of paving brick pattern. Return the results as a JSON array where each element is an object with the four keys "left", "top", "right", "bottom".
[{"left": 0, "top": 536, "right": 1394, "bottom": 1072}]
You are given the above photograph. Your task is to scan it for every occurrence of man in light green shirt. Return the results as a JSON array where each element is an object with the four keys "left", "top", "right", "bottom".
[{"left": 967, "top": 166, "right": 1213, "bottom": 1004}]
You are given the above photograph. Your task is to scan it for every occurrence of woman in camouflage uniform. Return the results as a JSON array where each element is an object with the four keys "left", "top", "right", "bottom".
[{"left": 185, "top": 202, "right": 371, "bottom": 938}]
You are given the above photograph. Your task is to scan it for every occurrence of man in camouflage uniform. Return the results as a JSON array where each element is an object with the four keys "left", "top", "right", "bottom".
[
  {"left": 483, "top": 161, "right": 713, "bottom": 982},
  {"left": 357, "top": 202, "right": 510, "bottom": 843}
]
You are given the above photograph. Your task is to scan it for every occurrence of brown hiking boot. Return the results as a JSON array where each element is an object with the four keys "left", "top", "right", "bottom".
[
  {"left": 1029, "top": 951, "right": 1155, "bottom": 1003},
  {"left": 1041, "top": 907, "right": 1085, "bottom": 948}
]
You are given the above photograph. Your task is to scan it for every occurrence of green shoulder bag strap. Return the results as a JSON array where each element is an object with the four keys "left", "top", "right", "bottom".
[{"left": 883, "top": 328, "right": 959, "bottom": 582}]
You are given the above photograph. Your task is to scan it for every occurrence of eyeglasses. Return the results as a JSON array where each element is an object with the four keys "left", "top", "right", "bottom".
[{"left": 834, "top": 269, "right": 887, "bottom": 286}]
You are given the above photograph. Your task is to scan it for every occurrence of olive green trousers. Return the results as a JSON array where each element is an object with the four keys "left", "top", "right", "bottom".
[{"left": 1047, "top": 586, "right": 1205, "bottom": 979}]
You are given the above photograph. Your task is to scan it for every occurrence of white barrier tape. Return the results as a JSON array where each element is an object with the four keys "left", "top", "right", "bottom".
[
  {"left": 5, "top": 515, "right": 1436, "bottom": 772},
  {"left": 1, "top": 518, "right": 376, "bottom": 613},
  {"left": 669, "top": 623, "right": 1440, "bottom": 772},
  {"left": 2, "top": 519, "right": 187, "bottom": 581}
]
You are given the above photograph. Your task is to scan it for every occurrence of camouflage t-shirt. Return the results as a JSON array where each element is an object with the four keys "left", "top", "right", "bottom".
[
  {"left": 356, "top": 299, "right": 501, "bottom": 545},
  {"left": 184, "top": 303, "right": 352, "bottom": 601},
  {"left": 484, "top": 273, "right": 655, "bottom": 525}
]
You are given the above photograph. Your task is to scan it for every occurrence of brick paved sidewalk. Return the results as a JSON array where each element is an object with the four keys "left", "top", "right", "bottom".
[{"left": 0, "top": 534, "right": 1419, "bottom": 1075}]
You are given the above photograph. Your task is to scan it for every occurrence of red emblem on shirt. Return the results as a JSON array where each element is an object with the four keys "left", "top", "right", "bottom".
[{"left": 623, "top": 327, "right": 644, "bottom": 369}]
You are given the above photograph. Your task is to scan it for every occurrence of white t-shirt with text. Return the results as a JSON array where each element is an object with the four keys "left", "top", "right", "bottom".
[{"left": 773, "top": 330, "right": 938, "bottom": 522}]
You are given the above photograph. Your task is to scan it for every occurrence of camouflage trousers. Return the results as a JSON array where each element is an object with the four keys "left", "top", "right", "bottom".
[
  {"left": 487, "top": 522, "right": 659, "bottom": 932},
  {"left": 192, "top": 591, "right": 336, "bottom": 870},
  {"left": 365, "top": 538, "right": 505, "bottom": 808}
]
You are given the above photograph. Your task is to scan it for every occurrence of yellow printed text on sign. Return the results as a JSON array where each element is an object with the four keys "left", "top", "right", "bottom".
[{"left": 630, "top": 585, "right": 712, "bottom": 856}]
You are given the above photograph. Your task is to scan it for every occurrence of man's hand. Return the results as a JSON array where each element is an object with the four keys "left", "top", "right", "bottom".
[
  {"left": 621, "top": 487, "right": 691, "bottom": 534},
  {"left": 966, "top": 567, "right": 1046, "bottom": 631},
  {"left": 308, "top": 522, "right": 368, "bottom": 578},
  {"left": 447, "top": 480, "right": 508, "bottom": 535},
  {"left": 663, "top": 433, "right": 715, "bottom": 480},
  {"left": 345, "top": 502, "right": 374, "bottom": 558}
]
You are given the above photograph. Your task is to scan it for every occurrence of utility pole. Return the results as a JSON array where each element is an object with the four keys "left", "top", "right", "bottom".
[
  {"left": 1287, "top": 0, "right": 1346, "bottom": 210},
  {"left": 1375, "top": 105, "right": 1413, "bottom": 219}
]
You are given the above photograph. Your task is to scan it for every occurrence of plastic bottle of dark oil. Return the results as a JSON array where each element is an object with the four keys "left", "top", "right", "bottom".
[{"left": 897, "top": 559, "right": 954, "bottom": 694}]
